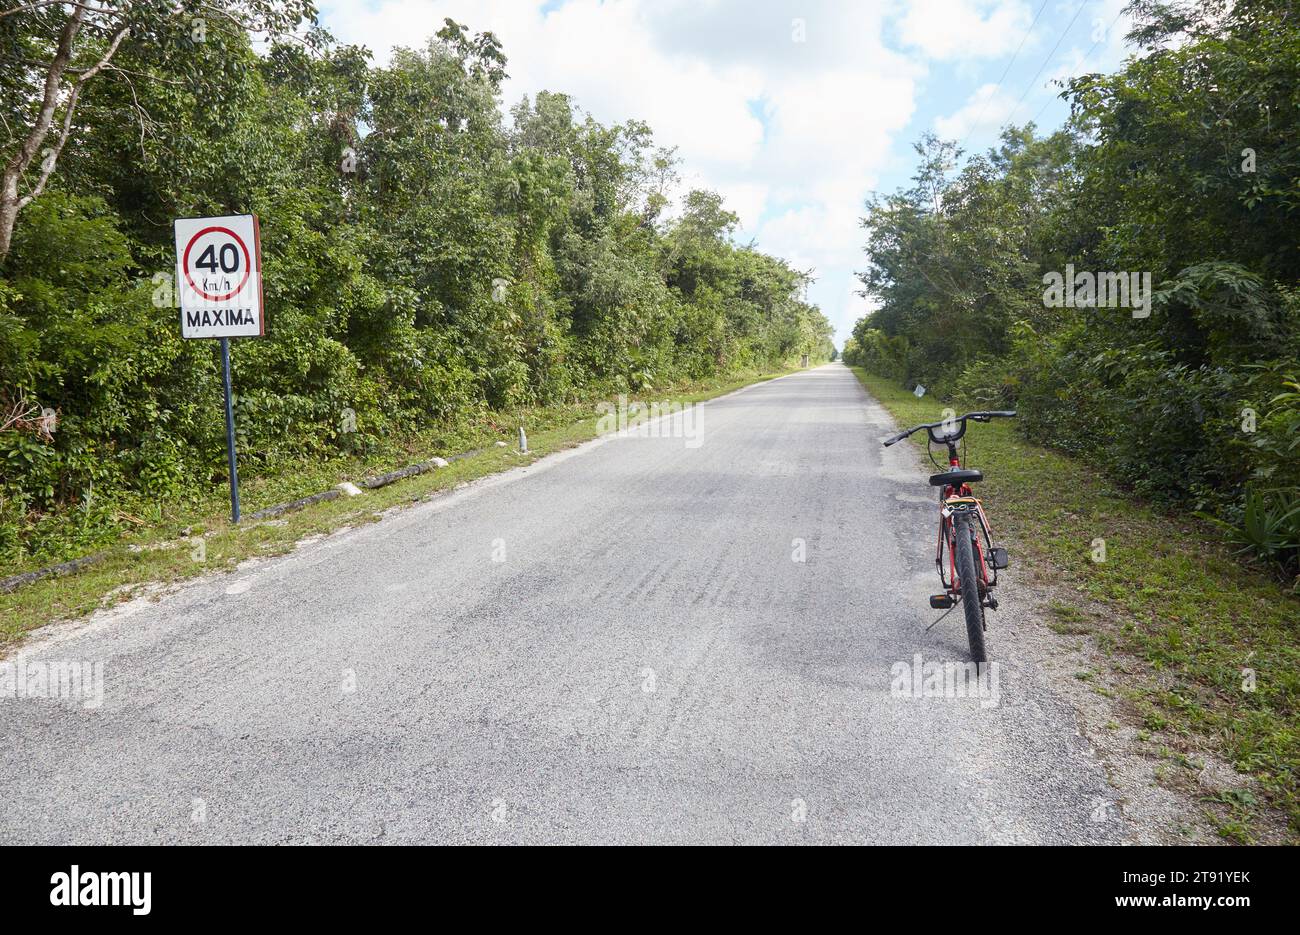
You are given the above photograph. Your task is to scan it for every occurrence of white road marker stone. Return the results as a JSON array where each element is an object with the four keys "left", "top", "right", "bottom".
[{"left": 336, "top": 481, "right": 363, "bottom": 497}]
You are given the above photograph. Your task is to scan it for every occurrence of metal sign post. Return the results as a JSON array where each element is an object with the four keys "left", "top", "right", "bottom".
[
  {"left": 174, "top": 214, "right": 264, "bottom": 525},
  {"left": 219, "top": 337, "right": 240, "bottom": 523}
]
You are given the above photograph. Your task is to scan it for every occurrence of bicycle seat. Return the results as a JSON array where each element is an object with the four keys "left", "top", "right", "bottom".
[{"left": 929, "top": 468, "right": 983, "bottom": 488}]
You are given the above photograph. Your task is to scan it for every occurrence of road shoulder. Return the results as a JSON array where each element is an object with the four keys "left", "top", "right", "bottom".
[{"left": 850, "top": 363, "right": 1295, "bottom": 845}]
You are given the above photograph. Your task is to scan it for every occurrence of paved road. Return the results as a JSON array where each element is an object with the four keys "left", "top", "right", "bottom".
[{"left": 1, "top": 364, "right": 1123, "bottom": 844}]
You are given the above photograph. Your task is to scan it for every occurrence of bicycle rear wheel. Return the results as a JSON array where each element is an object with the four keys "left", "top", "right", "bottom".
[{"left": 953, "top": 513, "right": 988, "bottom": 664}]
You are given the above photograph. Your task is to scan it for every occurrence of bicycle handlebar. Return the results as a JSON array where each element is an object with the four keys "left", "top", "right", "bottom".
[{"left": 882, "top": 410, "right": 1016, "bottom": 447}]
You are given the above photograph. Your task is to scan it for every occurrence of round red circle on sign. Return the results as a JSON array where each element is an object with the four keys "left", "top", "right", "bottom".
[{"left": 182, "top": 226, "right": 252, "bottom": 302}]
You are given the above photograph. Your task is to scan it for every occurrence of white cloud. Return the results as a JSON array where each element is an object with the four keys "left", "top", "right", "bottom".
[
  {"left": 710, "top": 180, "right": 771, "bottom": 232},
  {"left": 934, "top": 82, "right": 1019, "bottom": 141},
  {"left": 895, "top": 0, "right": 1034, "bottom": 61}
]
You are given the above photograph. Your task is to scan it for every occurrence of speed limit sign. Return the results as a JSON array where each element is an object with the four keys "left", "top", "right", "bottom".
[
  {"left": 173, "top": 213, "right": 266, "bottom": 524},
  {"left": 174, "top": 214, "right": 264, "bottom": 338}
]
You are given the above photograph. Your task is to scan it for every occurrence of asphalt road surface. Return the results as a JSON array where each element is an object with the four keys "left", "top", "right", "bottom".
[{"left": 1, "top": 364, "right": 1124, "bottom": 844}]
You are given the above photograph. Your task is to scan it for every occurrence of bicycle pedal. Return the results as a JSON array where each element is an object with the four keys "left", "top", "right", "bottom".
[
  {"left": 928, "top": 594, "right": 955, "bottom": 609},
  {"left": 990, "top": 547, "right": 1009, "bottom": 569}
]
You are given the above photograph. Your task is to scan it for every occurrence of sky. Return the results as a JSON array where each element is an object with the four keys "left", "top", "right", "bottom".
[{"left": 318, "top": 0, "right": 1136, "bottom": 347}]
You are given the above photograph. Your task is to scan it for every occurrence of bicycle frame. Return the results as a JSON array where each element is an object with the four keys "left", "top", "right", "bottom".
[
  {"left": 932, "top": 432, "right": 997, "bottom": 603},
  {"left": 882, "top": 409, "right": 1014, "bottom": 656},
  {"left": 936, "top": 496, "right": 996, "bottom": 596}
]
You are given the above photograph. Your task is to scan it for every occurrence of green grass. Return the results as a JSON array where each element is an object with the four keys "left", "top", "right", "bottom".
[
  {"left": 851, "top": 366, "right": 1300, "bottom": 843},
  {"left": 1, "top": 366, "right": 796, "bottom": 649}
]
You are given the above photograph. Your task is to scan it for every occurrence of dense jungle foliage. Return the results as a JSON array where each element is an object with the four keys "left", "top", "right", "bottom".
[
  {"left": 0, "top": 4, "right": 833, "bottom": 564},
  {"left": 844, "top": 0, "right": 1300, "bottom": 581}
]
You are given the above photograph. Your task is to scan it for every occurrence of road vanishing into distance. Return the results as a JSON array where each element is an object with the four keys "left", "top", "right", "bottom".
[{"left": 1, "top": 364, "right": 1123, "bottom": 844}]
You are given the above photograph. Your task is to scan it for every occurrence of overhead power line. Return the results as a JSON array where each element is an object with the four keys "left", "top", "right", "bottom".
[
  {"left": 1000, "top": 0, "right": 1093, "bottom": 132},
  {"left": 958, "top": 0, "right": 1052, "bottom": 154},
  {"left": 1028, "top": 7, "right": 1126, "bottom": 127}
]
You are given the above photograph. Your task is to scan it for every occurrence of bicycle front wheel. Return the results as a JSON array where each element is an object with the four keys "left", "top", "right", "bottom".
[{"left": 953, "top": 512, "right": 988, "bottom": 664}]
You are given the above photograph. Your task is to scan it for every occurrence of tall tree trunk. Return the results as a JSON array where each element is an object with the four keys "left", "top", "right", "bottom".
[
  {"left": 0, "top": 8, "right": 85, "bottom": 263},
  {"left": 0, "top": 172, "right": 19, "bottom": 261}
]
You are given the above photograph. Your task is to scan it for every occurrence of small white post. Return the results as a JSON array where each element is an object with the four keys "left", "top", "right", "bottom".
[{"left": 518, "top": 426, "right": 528, "bottom": 453}]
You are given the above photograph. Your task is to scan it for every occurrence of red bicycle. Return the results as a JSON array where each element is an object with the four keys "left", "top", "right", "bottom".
[{"left": 883, "top": 411, "right": 1016, "bottom": 663}]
